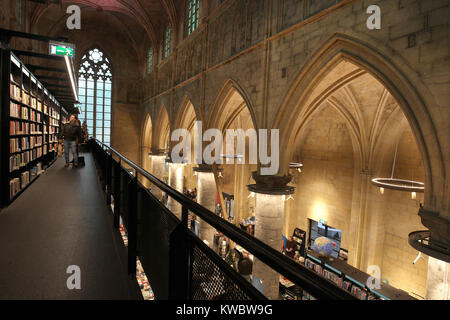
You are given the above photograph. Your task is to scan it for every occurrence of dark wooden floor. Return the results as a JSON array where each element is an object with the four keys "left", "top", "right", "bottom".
[{"left": 0, "top": 153, "right": 141, "bottom": 300}]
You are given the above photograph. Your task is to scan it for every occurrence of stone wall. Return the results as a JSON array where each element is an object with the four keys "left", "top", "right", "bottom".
[
  {"left": 140, "top": 0, "right": 449, "bottom": 298},
  {"left": 142, "top": 0, "right": 449, "bottom": 220}
]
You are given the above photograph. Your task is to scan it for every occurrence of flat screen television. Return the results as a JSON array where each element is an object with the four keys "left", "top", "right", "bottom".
[{"left": 308, "top": 219, "right": 342, "bottom": 259}]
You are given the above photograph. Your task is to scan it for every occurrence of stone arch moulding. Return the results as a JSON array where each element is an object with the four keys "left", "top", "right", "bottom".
[
  {"left": 153, "top": 104, "right": 171, "bottom": 151},
  {"left": 174, "top": 95, "right": 200, "bottom": 130},
  {"left": 141, "top": 112, "right": 152, "bottom": 150},
  {"left": 139, "top": 112, "right": 152, "bottom": 167},
  {"left": 275, "top": 33, "right": 445, "bottom": 214},
  {"left": 207, "top": 79, "right": 259, "bottom": 132},
  {"left": 290, "top": 72, "right": 367, "bottom": 173}
]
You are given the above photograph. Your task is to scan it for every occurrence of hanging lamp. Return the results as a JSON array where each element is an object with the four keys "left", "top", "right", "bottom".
[{"left": 371, "top": 140, "right": 424, "bottom": 198}]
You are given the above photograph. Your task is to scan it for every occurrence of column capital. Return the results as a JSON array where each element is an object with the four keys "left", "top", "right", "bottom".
[
  {"left": 149, "top": 147, "right": 166, "bottom": 156},
  {"left": 247, "top": 171, "right": 295, "bottom": 195}
]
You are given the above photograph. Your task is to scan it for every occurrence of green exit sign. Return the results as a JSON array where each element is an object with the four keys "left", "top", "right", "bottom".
[
  {"left": 49, "top": 42, "right": 75, "bottom": 57},
  {"left": 55, "top": 46, "right": 73, "bottom": 57}
]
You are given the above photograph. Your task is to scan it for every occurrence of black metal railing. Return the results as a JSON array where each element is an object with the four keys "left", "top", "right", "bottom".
[{"left": 89, "top": 139, "right": 356, "bottom": 300}]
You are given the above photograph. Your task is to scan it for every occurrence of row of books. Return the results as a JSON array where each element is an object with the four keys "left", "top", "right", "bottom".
[
  {"left": 10, "top": 83, "right": 59, "bottom": 114},
  {"left": 29, "top": 136, "right": 43, "bottom": 148},
  {"left": 31, "top": 99, "right": 45, "bottom": 113},
  {"left": 30, "top": 110, "right": 41, "bottom": 123},
  {"left": 9, "top": 171, "right": 30, "bottom": 199},
  {"left": 9, "top": 148, "right": 43, "bottom": 172},
  {"left": 9, "top": 121, "right": 44, "bottom": 135},
  {"left": 10, "top": 137, "right": 43, "bottom": 152},
  {"left": 9, "top": 163, "right": 43, "bottom": 200},
  {"left": 323, "top": 268, "right": 343, "bottom": 287},
  {"left": 31, "top": 97, "right": 37, "bottom": 109},
  {"left": 49, "top": 135, "right": 58, "bottom": 143},
  {"left": 10, "top": 84, "right": 21, "bottom": 101},
  {"left": 49, "top": 127, "right": 59, "bottom": 134},
  {"left": 49, "top": 118, "right": 59, "bottom": 126},
  {"left": 10, "top": 101, "right": 46, "bottom": 123},
  {"left": 10, "top": 138, "right": 20, "bottom": 153},
  {"left": 49, "top": 108, "right": 60, "bottom": 119},
  {"left": 304, "top": 258, "right": 379, "bottom": 300},
  {"left": 10, "top": 121, "right": 29, "bottom": 135},
  {"left": 22, "top": 90, "right": 30, "bottom": 106},
  {"left": 10, "top": 102, "right": 25, "bottom": 119},
  {"left": 9, "top": 178, "right": 20, "bottom": 199}
]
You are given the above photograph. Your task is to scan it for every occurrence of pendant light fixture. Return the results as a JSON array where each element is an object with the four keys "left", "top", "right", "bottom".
[{"left": 371, "top": 140, "right": 424, "bottom": 197}]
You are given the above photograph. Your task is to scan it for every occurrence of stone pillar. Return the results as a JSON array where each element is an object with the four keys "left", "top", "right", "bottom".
[
  {"left": 140, "top": 152, "right": 152, "bottom": 189},
  {"left": 167, "top": 161, "right": 184, "bottom": 219},
  {"left": 149, "top": 153, "right": 166, "bottom": 200},
  {"left": 194, "top": 164, "right": 219, "bottom": 248},
  {"left": 248, "top": 172, "right": 294, "bottom": 300},
  {"left": 426, "top": 257, "right": 450, "bottom": 300}
]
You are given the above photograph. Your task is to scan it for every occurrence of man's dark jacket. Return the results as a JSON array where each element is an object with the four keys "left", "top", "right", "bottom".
[{"left": 60, "top": 122, "right": 81, "bottom": 142}]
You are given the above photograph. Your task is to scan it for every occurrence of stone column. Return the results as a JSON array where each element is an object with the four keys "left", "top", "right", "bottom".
[
  {"left": 194, "top": 164, "right": 219, "bottom": 248},
  {"left": 140, "top": 152, "right": 152, "bottom": 189},
  {"left": 167, "top": 161, "right": 184, "bottom": 220},
  {"left": 426, "top": 257, "right": 450, "bottom": 300},
  {"left": 149, "top": 152, "right": 166, "bottom": 200},
  {"left": 248, "top": 172, "right": 294, "bottom": 300}
]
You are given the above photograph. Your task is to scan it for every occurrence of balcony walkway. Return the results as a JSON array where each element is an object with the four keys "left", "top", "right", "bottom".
[{"left": 0, "top": 153, "right": 141, "bottom": 299}]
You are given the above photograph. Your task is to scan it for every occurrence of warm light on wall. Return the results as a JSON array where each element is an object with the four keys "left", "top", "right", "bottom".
[
  {"left": 197, "top": 172, "right": 215, "bottom": 189},
  {"left": 168, "top": 163, "right": 185, "bottom": 218},
  {"left": 312, "top": 201, "right": 328, "bottom": 222}
]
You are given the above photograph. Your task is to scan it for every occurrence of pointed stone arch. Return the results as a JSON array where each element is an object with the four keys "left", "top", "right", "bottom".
[
  {"left": 276, "top": 33, "right": 445, "bottom": 214},
  {"left": 174, "top": 95, "right": 198, "bottom": 132},
  {"left": 208, "top": 79, "right": 258, "bottom": 132},
  {"left": 141, "top": 112, "right": 152, "bottom": 168},
  {"left": 154, "top": 104, "right": 171, "bottom": 151}
]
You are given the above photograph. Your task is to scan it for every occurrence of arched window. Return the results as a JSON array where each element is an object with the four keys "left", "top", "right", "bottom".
[
  {"left": 186, "top": 0, "right": 199, "bottom": 36},
  {"left": 163, "top": 24, "right": 172, "bottom": 59},
  {"left": 77, "top": 48, "right": 112, "bottom": 145}
]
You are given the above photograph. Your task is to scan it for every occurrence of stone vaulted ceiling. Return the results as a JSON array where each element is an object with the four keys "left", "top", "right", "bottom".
[{"left": 29, "top": 0, "right": 177, "bottom": 47}]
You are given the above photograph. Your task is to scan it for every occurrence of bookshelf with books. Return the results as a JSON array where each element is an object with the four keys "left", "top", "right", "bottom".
[
  {"left": 302, "top": 251, "right": 416, "bottom": 300},
  {"left": 0, "top": 49, "right": 62, "bottom": 205}
]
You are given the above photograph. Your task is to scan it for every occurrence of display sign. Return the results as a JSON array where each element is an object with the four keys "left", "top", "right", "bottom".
[{"left": 49, "top": 41, "right": 75, "bottom": 57}]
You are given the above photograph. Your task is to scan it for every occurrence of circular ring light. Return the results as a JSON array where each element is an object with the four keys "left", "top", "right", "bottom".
[{"left": 371, "top": 178, "right": 424, "bottom": 193}]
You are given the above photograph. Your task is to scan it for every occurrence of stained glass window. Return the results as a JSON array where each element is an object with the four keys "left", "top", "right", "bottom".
[
  {"left": 186, "top": 0, "right": 199, "bottom": 36},
  {"left": 77, "top": 48, "right": 112, "bottom": 145},
  {"left": 163, "top": 24, "right": 172, "bottom": 59}
]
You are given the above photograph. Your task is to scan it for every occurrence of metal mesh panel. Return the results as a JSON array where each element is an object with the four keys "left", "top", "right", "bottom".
[
  {"left": 137, "top": 186, "right": 178, "bottom": 300},
  {"left": 120, "top": 169, "right": 130, "bottom": 229},
  {"left": 190, "top": 245, "right": 254, "bottom": 300}
]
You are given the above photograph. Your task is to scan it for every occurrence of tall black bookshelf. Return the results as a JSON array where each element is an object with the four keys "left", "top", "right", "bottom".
[{"left": 0, "top": 49, "right": 62, "bottom": 206}]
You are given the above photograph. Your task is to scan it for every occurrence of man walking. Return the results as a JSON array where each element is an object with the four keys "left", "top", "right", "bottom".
[{"left": 59, "top": 114, "right": 82, "bottom": 168}]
